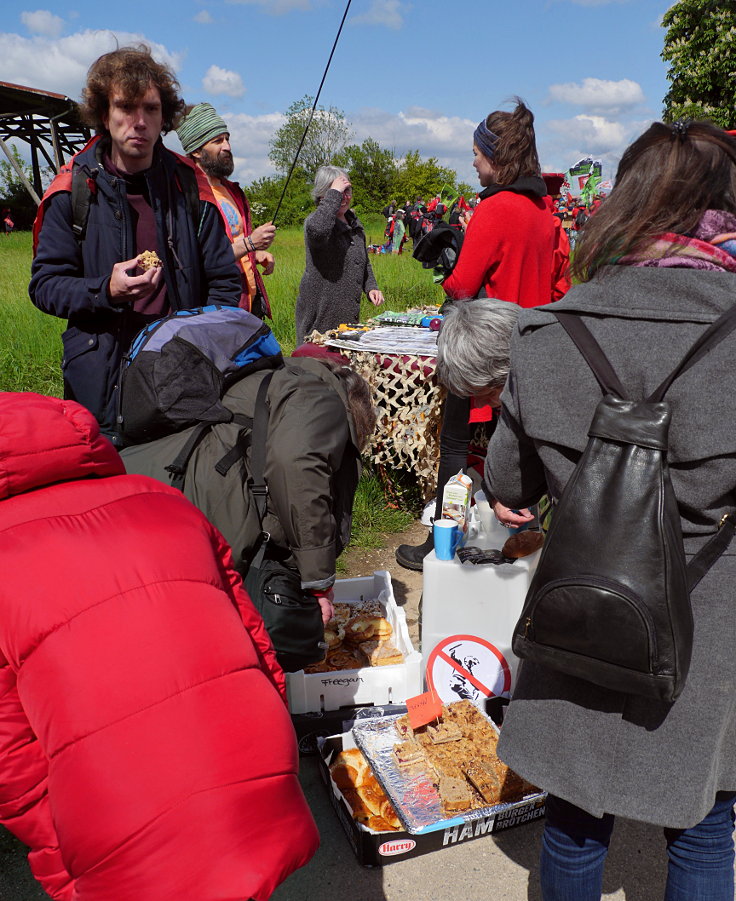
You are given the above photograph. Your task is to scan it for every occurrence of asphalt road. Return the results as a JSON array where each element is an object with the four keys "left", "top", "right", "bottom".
[{"left": 0, "top": 755, "right": 673, "bottom": 901}]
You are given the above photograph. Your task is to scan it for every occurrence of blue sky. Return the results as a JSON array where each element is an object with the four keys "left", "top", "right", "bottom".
[{"left": 1, "top": 0, "right": 672, "bottom": 189}]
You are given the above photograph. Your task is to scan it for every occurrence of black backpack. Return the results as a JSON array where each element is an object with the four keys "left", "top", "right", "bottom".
[
  {"left": 512, "top": 310, "right": 736, "bottom": 702},
  {"left": 118, "top": 305, "right": 283, "bottom": 443}
]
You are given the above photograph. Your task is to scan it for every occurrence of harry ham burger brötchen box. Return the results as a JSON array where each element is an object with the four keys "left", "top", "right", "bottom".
[{"left": 318, "top": 730, "right": 547, "bottom": 868}]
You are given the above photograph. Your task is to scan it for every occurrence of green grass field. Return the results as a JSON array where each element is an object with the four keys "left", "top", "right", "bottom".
[{"left": 0, "top": 221, "right": 435, "bottom": 550}]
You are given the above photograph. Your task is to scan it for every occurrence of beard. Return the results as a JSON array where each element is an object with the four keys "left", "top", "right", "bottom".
[{"left": 198, "top": 146, "right": 234, "bottom": 179}]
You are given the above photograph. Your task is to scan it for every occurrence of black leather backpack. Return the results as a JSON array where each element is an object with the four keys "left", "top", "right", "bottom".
[{"left": 512, "top": 310, "right": 736, "bottom": 702}]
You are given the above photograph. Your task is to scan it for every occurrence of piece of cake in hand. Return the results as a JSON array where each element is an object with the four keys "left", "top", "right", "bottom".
[{"left": 137, "top": 250, "right": 162, "bottom": 271}]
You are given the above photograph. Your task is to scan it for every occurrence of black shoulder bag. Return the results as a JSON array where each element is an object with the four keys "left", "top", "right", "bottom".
[{"left": 512, "top": 309, "right": 736, "bottom": 702}]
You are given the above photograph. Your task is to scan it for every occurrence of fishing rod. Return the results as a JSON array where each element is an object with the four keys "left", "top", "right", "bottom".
[{"left": 271, "top": 0, "right": 353, "bottom": 226}]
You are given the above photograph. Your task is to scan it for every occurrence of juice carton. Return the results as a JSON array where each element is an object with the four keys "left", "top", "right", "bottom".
[{"left": 441, "top": 471, "right": 473, "bottom": 538}]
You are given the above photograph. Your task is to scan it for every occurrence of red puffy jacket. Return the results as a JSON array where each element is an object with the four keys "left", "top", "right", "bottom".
[{"left": 0, "top": 393, "right": 318, "bottom": 900}]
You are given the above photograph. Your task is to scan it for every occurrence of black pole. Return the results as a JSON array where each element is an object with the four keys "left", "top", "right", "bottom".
[{"left": 271, "top": 0, "right": 352, "bottom": 225}]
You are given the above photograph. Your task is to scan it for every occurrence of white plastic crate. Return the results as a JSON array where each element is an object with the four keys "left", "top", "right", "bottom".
[{"left": 286, "top": 570, "right": 422, "bottom": 714}]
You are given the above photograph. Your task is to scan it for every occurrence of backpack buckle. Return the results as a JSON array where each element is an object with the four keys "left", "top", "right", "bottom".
[{"left": 719, "top": 512, "right": 736, "bottom": 528}]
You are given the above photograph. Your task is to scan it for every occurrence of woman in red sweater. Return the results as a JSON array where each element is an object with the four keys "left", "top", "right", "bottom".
[{"left": 397, "top": 99, "right": 564, "bottom": 570}]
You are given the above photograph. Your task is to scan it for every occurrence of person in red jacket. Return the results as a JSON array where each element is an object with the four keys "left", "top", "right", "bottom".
[
  {"left": 397, "top": 99, "right": 565, "bottom": 571},
  {"left": 0, "top": 392, "right": 318, "bottom": 901}
]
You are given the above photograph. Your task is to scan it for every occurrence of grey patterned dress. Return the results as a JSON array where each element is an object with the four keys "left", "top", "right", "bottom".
[{"left": 295, "top": 189, "right": 378, "bottom": 345}]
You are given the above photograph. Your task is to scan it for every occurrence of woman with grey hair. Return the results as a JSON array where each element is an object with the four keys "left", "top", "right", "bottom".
[
  {"left": 435, "top": 299, "right": 519, "bottom": 405},
  {"left": 295, "top": 165, "right": 384, "bottom": 344}
]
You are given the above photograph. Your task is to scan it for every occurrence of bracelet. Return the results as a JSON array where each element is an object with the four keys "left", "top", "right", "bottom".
[{"left": 245, "top": 235, "right": 256, "bottom": 253}]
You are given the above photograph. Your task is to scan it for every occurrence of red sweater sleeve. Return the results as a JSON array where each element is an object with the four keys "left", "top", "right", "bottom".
[{"left": 442, "top": 200, "right": 501, "bottom": 300}]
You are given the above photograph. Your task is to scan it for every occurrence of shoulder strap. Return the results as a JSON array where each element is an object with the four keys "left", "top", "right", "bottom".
[
  {"left": 555, "top": 306, "right": 736, "bottom": 403},
  {"left": 554, "top": 312, "right": 628, "bottom": 398},
  {"left": 70, "top": 165, "right": 93, "bottom": 243},
  {"left": 648, "top": 304, "right": 736, "bottom": 402},
  {"left": 248, "top": 371, "right": 277, "bottom": 570},
  {"left": 164, "top": 422, "right": 213, "bottom": 492},
  {"left": 554, "top": 310, "right": 736, "bottom": 584}
]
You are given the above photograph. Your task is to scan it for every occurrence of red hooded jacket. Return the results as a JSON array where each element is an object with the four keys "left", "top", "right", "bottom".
[{"left": 0, "top": 393, "right": 318, "bottom": 900}]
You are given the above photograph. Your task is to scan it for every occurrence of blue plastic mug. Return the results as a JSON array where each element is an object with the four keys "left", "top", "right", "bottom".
[{"left": 434, "top": 518, "right": 462, "bottom": 560}]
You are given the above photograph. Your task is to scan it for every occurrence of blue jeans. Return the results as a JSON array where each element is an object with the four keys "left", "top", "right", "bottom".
[{"left": 540, "top": 792, "right": 736, "bottom": 901}]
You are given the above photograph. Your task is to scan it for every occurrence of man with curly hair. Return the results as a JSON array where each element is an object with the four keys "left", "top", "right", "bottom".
[{"left": 30, "top": 45, "right": 241, "bottom": 444}]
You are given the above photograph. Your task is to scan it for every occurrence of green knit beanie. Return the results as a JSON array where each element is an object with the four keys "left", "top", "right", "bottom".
[{"left": 177, "top": 103, "right": 228, "bottom": 154}]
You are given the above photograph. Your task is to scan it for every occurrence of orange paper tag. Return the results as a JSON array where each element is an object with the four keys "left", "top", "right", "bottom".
[{"left": 406, "top": 689, "right": 443, "bottom": 730}]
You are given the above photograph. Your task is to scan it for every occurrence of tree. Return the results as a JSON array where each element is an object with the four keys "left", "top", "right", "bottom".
[
  {"left": 245, "top": 169, "right": 313, "bottom": 228},
  {"left": 333, "top": 138, "right": 396, "bottom": 216},
  {"left": 661, "top": 0, "right": 736, "bottom": 127},
  {"left": 392, "top": 150, "right": 460, "bottom": 206},
  {"left": 269, "top": 95, "right": 353, "bottom": 181}
]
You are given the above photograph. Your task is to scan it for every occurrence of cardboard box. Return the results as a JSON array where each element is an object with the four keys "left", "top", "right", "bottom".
[
  {"left": 286, "top": 571, "right": 422, "bottom": 714},
  {"left": 318, "top": 732, "right": 546, "bottom": 867},
  {"left": 292, "top": 704, "right": 408, "bottom": 756}
]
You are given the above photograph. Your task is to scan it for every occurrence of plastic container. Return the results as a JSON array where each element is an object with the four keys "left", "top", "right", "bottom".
[
  {"left": 421, "top": 516, "right": 540, "bottom": 705},
  {"left": 286, "top": 571, "right": 422, "bottom": 714}
]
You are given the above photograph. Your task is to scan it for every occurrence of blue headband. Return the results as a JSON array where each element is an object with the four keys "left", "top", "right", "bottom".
[{"left": 474, "top": 119, "right": 499, "bottom": 160}]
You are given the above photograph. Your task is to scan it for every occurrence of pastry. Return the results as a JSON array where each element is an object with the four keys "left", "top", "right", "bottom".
[
  {"left": 439, "top": 774, "right": 473, "bottom": 814},
  {"left": 344, "top": 614, "right": 393, "bottom": 644},
  {"left": 366, "top": 815, "right": 399, "bottom": 832},
  {"left": 427, "top": 721, "right": 462, "bottom": 744},
  {"left": 358, "top": 640, "right": 404, "bottom": 667},
  {"left": 394, "top": 714, "right": 414, "bottom": 739},
  {"left": 463, "top": 761, "right": 501, "bottom": 804},
  {"left": 393, "top": 739, "right": 426, "bottom": 768},
  {"left": 323, "top": 624, "right": 344, "bottom": 649},
  {"left": 330, "top": 747, "right": 370, "bottom": 788},
  {"left": 501, "top": 529, "right": 545, "bottom": 559},
  {"left": 137, "top": 250, "right": 162, "bottom": 271},
  {"left": 326, "top": 648, "right": 362, "bottom": 671}
]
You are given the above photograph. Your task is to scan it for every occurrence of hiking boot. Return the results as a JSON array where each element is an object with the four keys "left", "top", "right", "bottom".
[{"left": 395, "top": 532, "right": 434, "bottom": 572}]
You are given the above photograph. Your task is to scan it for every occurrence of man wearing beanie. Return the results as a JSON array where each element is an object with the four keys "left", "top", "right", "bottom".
[
  {"left": 30, "top": 47, "right": 241, "bottom": 444},
  {"left": 178, "top": 103, "right": 275, "bottom": 317}
]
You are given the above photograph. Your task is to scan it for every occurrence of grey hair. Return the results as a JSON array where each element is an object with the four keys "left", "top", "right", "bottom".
[
  {"left": 312, "top": 165, "right": 349, "bottom": 204},
  {"left": 435, "top": 299, "right": 520, "bottom": 396}
]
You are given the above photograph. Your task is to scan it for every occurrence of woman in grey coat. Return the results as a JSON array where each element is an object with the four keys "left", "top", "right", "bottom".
[
  {"left": 295, "top": 166, "right": 384, "bottom": 344},
  {"left": 486, "top": 121, "right": 736, "bottom": 900}
]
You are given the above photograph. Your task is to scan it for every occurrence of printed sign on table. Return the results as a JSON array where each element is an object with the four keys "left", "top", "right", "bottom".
[{"left": 425, "top": 634, "right": 512, "bottom": 706}]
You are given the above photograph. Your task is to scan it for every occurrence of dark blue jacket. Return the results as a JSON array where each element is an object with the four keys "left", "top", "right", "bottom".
[{"left": 29, "top": 137, "right": 241, "bottom": 441}]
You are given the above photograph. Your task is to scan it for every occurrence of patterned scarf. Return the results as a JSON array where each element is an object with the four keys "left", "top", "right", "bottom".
[{"left": 614, "top": 210, "right": 736, "bottom": 272}]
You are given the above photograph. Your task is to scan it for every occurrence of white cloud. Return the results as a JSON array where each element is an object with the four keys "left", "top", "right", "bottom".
[
  {"left": 225, "top": 0, "right": 312, "bottom": 12},
  {"left": 167, "top": 110, "right": 285, "bottom": 184},
  {"left": 350, "top": 106, "right": 477, "bottom": 182},
  {"left": 21, "top": 9, "right": 64, "bottom": 37},
  {"left": 352, "top": 0, "right": 406, "bottom": 29},
  {"left": 202, "top": 65, "right": 245, "bottom": 98},
  {"left": 193, "top": 10, "right": 214, "bottom": 23},
  {"left": 541, "top": 114, "right": 651, "bottom": 178},
  {"left": 547, "top": 78, "right": 645, "bottom": 116},
  {"left": 0, "top": 29, "right": 181, "bottom": 98}
]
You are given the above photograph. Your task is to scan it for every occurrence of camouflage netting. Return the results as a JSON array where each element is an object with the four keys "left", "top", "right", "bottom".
[{"left": 306, "top": 329, "right": 446, "bottom": 498}]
